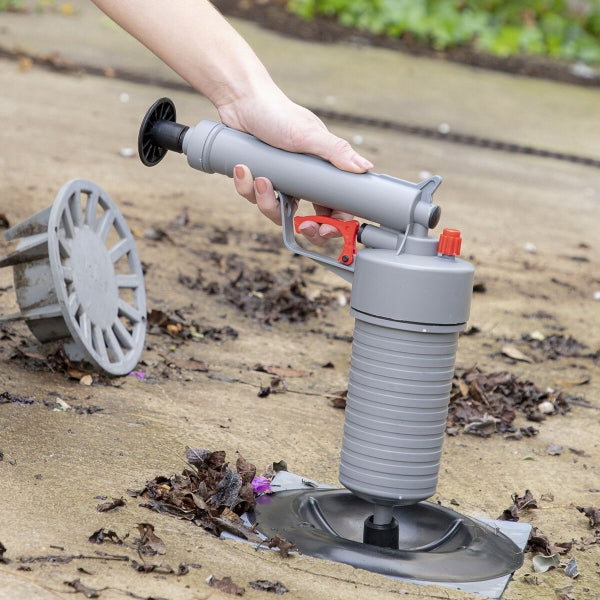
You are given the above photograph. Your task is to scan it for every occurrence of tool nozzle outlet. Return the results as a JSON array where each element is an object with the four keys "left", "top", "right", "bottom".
[
  {"left": 363, "top": 515, "right": 399, "bottom": 549},
  {"left": 138, "top": 97, "right": 189, "bottom": 166}
]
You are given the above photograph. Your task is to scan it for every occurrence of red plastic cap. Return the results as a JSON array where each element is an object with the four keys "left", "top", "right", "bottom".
[{"left": 437, "top": 228, "right": 462, "bottom": 256}]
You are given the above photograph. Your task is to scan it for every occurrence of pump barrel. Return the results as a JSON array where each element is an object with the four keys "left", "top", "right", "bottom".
[
  {"left": 180, "top": 121, "right": 440, "bottom": 233},
  {"left": 340, "top": 241, "right": 474, "bottom": 507}
]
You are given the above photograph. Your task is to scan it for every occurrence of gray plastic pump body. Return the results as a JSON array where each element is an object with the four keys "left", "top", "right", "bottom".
[
  {"left": 344, "top": 242, "right": 472, "bottom": 506},
  {"left": 175, "top": 119, "right": 475, "bottom": 508}
]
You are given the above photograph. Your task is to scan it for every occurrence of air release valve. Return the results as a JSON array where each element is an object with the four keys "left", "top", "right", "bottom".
[{"left": 437, "top": 228, "right": 462, "bottom": 256}]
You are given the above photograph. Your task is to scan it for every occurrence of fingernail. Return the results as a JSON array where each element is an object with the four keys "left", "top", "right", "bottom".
[
  {"left": 234, "top": 165, "right": 245, "bottom": 179},
  {"left": 320, "top": 225, "right": 338, "bottom": 238},
  {"left": 353, "top": 156, "right": 374, "bottom": 171},
  {"left": 255, "top": 178, "right": 268, "bottom": 195},
  {"left": 298, "top": 222, "right": 318, "bottom": 236}
]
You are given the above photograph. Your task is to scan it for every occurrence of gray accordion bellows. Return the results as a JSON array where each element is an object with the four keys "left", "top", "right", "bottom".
[{"left": 340, "top": 319, "right": 457, "bottom": 505}]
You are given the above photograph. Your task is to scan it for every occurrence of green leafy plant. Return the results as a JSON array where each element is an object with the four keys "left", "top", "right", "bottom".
[
  {"left": 0, "top": 0, "right": 24, "bottom": 10},
  {"left": 287, "top": 0, "right": 600, "bottom": 64}
]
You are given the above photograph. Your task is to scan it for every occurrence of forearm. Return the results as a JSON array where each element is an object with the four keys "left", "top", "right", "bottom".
[{"left": 90, "top": 0, "right": 277, "bottom": 108}]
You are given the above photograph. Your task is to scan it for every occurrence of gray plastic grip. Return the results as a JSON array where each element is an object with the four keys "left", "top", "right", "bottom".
[
  {"left": 339, "top": 319, "right": 458, "bottom": 505},
  {"left": 182, "top": 121, "right": 440, "bottom": 233}
]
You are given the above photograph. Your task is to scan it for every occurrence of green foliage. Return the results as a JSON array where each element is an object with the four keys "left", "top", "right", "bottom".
[
  {"left": 287, "top": 0, "right": 600, "bottom": 63},
  {"left": 0, "top": 0, "right": 23, "bottom": 10}
]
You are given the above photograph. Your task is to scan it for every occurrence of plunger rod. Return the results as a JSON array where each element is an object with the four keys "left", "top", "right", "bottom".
[
  {"left": 363, "top": 505, "right": 399, "bottom": 549},
  {"left": 372, "top": 504, "right": 394, "bottom": 525}
]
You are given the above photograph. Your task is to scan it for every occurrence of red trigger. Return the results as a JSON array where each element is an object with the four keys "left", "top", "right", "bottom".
[{"left": 293, "top": 216, "right": 360, "bottom": 265}]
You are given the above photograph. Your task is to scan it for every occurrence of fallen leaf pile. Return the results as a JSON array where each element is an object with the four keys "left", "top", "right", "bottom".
[
  {"left": 498, "top": 491, "right": 600, "bottom": 557},
  {"left": 1, "top": 389, "right": 103, "bottom": 414},
  {"left": 198, "top": 251, "right": 332, "bottom": 324},
  {"left": 525, "top": 527, "right": 573, "bottom": 556},
  {"left": 522, "top": 333, "right": 600, "bottom": 363},
  {"left": 147, "top": 309, "right": 238, "bottom": 342},
  {"left": 132, "top": 448, "right": 262, "bottom": 542},
  {"left": 221, "top": 266, "right": 327, "bottom": 324},
  {"left": 498, "top": 489, "right": 539, "bottom": 521},
  {"left": 87, "top": 523, "right": 199, "bottom": 578},
  {"left": 332, "top": 369, "right": 580, "bottom": 439},
  {"left": 500, "top": 491, "right": 593, "bottom": 573},
  {"left": 447, "top": 369, "right": 577, "bottom": 437},
  {"left": 0, "top": 391, "right": 34, "bottom": 406},
  {"left": 9, "top": 346, "right": 100, "bottom": 381}
]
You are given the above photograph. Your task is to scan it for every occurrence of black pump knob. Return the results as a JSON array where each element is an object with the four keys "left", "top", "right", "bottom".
[{"left": 138, "top": 97, "right": 189, "bottom": 166}]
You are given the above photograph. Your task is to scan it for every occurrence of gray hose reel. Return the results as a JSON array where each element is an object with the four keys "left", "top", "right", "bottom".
[{"left": 0, "top": 179, "right": 146, "bottom": 376}]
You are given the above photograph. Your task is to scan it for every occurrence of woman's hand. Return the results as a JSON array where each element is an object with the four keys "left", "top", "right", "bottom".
[
  {"left": 220, "top": 93, "right": 372, "bottom": 244},
  {"left": 89, "top": 0, "right": 373, "bottom": 243}
]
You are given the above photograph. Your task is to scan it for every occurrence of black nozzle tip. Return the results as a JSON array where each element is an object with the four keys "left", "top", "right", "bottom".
[
  {"left": 363, "top": 515, "right": 399, "bottom": 549},
  {"left": 138, "top": 97, "right": 188, "bottom": 166}
]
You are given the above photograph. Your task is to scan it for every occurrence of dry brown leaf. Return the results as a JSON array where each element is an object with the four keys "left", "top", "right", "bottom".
[
  {"left": 553, "top": 373, "right": 591, "bottom": 387},
  {"left": 456, "top": 379, "right": 469, "bottom": 396},
  {"left": 265, "top": 534, "right": 298, "bottom": 558},
  {"left": 79, "top": 375, "right": 93, "bottom": 386},
  {"left": 207, "top": 575, "right": 245, "bottom": 595},
  {"left": 576, "top": 506, "right": 600, "bottom": 528},
  {"left": 253, "top": 364, "right": 310, "bottom": 377},
  {"left": 501, "top": 345, "right": 533, "bottom": 363},
  {"left": 96, "top": 497, "right": 126, "bottom": 513},
  {"left": 136, "top": 523, "right": 166, "bottom": 556},
  {"left": 164, "top": 357, "right": 208, "bottom": 372},
  {"left": 64, "top": 579, "right": 101, "bottom": 598},
  {"left": 18, "top": 56, "right": 33, "bottom": 72}
]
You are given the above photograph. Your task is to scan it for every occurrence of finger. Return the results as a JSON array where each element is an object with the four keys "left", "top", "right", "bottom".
[
  {"left": 297, "top": 205, "right": 334, "bottom": 245},
  {"left": 313, "top": 205, "right": 354, "bottom": 239},
  {"left": 328, "top": 208, "right": 355, "bottom": 222},
  {"left": 233, "top": 164, "right": 256, "bottom": 203},
  {"left": 296, "top": 220, "right": 329, "bottom": 246},
  {"left": 254, "top": 177, "right": 283, "bottom": 225}
]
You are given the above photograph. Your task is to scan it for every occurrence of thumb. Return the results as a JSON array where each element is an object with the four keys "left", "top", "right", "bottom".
[{"left": 309, "top": 131, "right": 373, "bottom": 173}]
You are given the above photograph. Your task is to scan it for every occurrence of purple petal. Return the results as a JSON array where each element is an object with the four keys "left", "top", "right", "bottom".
[
  {"left": 128, "top": 371, "right": 146, "bottom": 380},
  {"left": 252, "top": 476, "right": 272, "bottom": 495}
]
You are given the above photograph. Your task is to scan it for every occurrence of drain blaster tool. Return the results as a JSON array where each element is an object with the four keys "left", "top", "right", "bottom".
[{"left": 139, "top": 98, "right": 475, "bottom": 548}]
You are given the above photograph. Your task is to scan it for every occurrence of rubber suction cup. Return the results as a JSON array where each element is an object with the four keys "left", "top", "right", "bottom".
[
  {"left": 0, "top": 180, "right": 147, "bottom": 376},
  {"left": 253, "top": 488, "right": 525, "bottom": 585},
  {"left": 138, "top": 97, "right": 188, "bottom": 166}
]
